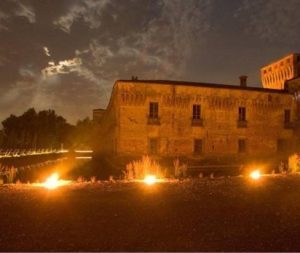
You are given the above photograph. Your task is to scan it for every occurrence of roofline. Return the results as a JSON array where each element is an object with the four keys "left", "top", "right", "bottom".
[
  {"left": 116, "top": 79, "right": 290, "bottom": 94},
  {"left": 286, "top": 76, "right": 300, "bottom": 82},
  {"left": 93, "top": 108, "right": 106, "bottom": 111},
  {"left": 261, "top": 53, "right": 300, "bottom": 70}
]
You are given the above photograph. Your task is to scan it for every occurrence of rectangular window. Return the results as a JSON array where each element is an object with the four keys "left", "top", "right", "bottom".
[
  {"left": 277, "top": 139, "right": 286, "bottom": 152},
  {"left": 149, "top": 138, "right": 158, "bottom": 154},
  {"left": 268, "top": 95, "right": 272, "bottom": 102},
  {"left": 238, "top": 139, "right": 246, "bottom": 153},
  {"left": 284, "top": 109, "right": 291, "bottom": 123},
  {"left": 194, "top": 139, "right": 203, "bottom": 154},
  {"left": 149, "top": 102, "right": 159, "bottom": 119},
  {"left": 238, "top": 107, "right": 246, "bottom": 121},
  {"left": 192, "top": 104, "right": 201, "bottom": 119}
]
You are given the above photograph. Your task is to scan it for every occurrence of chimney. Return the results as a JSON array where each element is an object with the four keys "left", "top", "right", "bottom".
[{"left": 239, "top": 75, "right": 248, "bottom": 87}]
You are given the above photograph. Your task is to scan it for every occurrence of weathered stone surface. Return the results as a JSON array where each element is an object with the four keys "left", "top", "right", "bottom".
[{"left": 95, "top": 80, "right": 297, "bottom": 161}]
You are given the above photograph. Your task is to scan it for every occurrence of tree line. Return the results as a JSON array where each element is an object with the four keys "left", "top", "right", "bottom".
[{"left": 0, "top": 108, "right": 94, "bottom": 150}]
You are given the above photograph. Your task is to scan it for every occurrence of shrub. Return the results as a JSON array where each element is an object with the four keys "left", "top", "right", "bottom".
[
  {"left": 77, "top": 176, "right": 84, "bottom": 183},
  {"left": 124, "top": 155, "right": 165, "bottom": 180},
  {"left": 173, "top": 158, "right": 188, "bottom": 178},
  {"left": 288, "top": 154, "right": 300, "bottom": 173}
]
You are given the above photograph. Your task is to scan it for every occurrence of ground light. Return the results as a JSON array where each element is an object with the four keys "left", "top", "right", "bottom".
[
  {"left": 250, "top": 170, "right": 261, "bottom": 180},
  {"left": 144, "top": 175, "right": 157, "bottom": 185},
  {"left": 34, "top": 172, "right": 71, "bottom": 190},
  {"left": 44, "top": 173, "right": 61, "bottom": 189}
]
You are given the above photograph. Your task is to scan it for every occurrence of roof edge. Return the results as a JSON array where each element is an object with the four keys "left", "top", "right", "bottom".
[
  {"left": 261, "top": 53, "right": 300, "bottom": 69},
  {"left": 116, "top": 79, "right": 289, "bottom": 94}
]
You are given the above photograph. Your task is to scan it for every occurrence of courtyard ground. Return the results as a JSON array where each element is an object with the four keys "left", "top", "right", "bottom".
[{"left": 0, "top": 175, "right": 300, "bottom": 251}]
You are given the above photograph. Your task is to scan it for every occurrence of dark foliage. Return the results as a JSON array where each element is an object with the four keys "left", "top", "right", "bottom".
[
  {"left": 71, "top": 117, "right": 94, "bottom": 149},
  {"left": 1, "top": 108, "right": 73, "bottom": 149}
]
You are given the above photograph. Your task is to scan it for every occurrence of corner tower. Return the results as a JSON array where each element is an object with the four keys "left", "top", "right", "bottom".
[{"left": 261, "top": 53, "right": 300, "bottom": 90}]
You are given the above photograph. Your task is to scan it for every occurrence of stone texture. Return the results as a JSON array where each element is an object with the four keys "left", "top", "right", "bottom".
[{"left": 95, "top": 80, "right": 297, "bottom": 161}]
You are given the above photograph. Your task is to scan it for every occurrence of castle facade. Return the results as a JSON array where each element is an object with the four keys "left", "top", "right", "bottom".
[{"left": 94, "top": 54, "right": 300, "bottom": 164}]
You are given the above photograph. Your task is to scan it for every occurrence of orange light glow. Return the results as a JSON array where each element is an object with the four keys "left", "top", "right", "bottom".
[
  {"left": 144, "top": 175, "right": 159, "bottom": 185},
  {"left": 44, "top": 173, "right": 60, "bottom": 189},
  {"left": 250, "top": 170, "right": 261, "bottom": 180},
  {"left": 34, "top": 173, "right": 71, "bottom": 190}
]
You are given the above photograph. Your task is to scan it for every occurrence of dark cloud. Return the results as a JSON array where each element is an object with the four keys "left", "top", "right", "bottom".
[
  {"left": 53, "top": 0, "right": 111, "bottom": 33},
  {"left": 236, "top": 0, "right": 300, "bottom": 44},
  {"left": 0, "top": 0, "right": 299, "bottom": 123},
  {"left": 0, "top": 0, "right": 35, "bottom": 30}
]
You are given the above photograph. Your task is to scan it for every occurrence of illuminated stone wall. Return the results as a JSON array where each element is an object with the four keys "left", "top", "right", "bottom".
[
  {"left": 96, "top": 80, "right": 297, "bottom": 159},
  {"left": 261, "top": 53, "right": 300, "bottom": 90}
]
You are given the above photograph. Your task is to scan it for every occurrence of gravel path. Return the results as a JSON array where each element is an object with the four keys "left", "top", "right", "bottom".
[{"left": 0, "top": 176, "right": 300, "bottom": 251}]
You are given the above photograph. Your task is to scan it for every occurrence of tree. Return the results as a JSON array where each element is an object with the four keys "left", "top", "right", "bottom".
[
  {"left": 1, "top": 108, "right": 73, "bottom": 149},
  {"left": 70, "top": 117, "right": 93, "bottom": 149}
]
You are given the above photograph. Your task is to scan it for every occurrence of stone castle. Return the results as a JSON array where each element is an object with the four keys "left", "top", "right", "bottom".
[{"left": 93, "top": 54, "right": 300, "bottom": 167}]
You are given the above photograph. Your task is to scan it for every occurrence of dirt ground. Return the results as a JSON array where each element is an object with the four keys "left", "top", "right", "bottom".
[{"left": 0, "top": 175, "right": 300, "bottom": 251}]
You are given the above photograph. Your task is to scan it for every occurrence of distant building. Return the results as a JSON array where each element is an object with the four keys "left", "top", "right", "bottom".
[{"left": 261, "top": 53, "right": 300, "bottom": 90}]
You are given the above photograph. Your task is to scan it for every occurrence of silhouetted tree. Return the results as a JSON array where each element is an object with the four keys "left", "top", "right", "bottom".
[
  {"left": 70, "top": 117, "right": 93, "bottom": 149},
  {"left": 1, "top": 108, "right": 73, "bottom": 149}
]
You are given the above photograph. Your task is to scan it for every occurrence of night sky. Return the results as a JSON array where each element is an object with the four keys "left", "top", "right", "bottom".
[{"left": 0, "top": 0, "right": 299, "bottom": 123}]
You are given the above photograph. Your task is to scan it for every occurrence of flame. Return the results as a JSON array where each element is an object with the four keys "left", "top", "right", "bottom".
[{"left": 250, "top": 170, "right": 261, "bottom": 180}]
